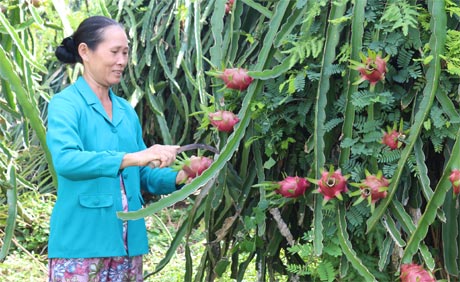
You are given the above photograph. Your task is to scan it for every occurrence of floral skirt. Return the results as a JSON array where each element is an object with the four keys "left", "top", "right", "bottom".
[
  {"left": 48, "top": 256, "right": 143, "bottom": 282},
  {"left": 48, "top": 177, "right": 143, "bottom": 282}
]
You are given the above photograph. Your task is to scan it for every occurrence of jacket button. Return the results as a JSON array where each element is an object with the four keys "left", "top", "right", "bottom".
[
  {"left": 111, "top": 128, "right": 117, "bottom": 133},
  {"left": 93, "top": 199, "right": 100, "bottom": 205}
]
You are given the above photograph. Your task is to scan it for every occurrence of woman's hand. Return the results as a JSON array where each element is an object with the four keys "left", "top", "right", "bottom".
[
  {"left": 142, "top": 144, "right": 179, "bottom": 168},
  {"left": 121, "top": 145, "right": 179, "bottom": 169}
]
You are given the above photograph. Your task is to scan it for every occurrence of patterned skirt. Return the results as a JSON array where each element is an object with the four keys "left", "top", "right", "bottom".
[{"left": 48, "top": 177, "right": 143, "bottom": 282}]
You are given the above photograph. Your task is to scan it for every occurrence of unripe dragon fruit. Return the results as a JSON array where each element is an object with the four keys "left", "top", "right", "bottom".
[
  {"left": 449, "top": 168, "right": 460, "bottom": 196},
  {"left": 350, "top": 170, "right": 389, "bottom": 212},
  {"left": 349, "top": 49, "right": 389, "bottom": 92},
  {"left": 276, "top": 176, "right": 310, "bottom": 198},
  {"left": 220, "top": 68, "right": 254, "bottom": 90},
  {"left": 182, "top": 156, "right": 213, "bottom": 179},
  {"left": 209, "top": 110, "right": 240, "bottom": 132},
  {"left": 225, "top": 0, "right": 235, "bottom": 14},
  {"left": 400, "top": 263, "right": 436, "bottom": 282},
  {"left": 314, "top": 167, "right": 348, "bottom": 202}
]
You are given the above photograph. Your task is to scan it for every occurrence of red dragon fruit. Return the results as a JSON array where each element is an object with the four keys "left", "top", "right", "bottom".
[
  {"left": 449, "top": 168, "right": 460, "bottom": 196},
  {"left": 350, "top": 170, "right": 389, "bottom": 212},
  {"left": 400, "top": 263, "right": 436, "bottom": 282},
  {"left": 220, "top": 68, "right": 254, "bottom": 91},
  {"left": 181, "top": 156, "right": 213, "bottom": 179},
  {"left": 349, "top": 49, "right": 389, "bottom": 92},
  {"left": 382, "top": 129, "right": 403, "bottom": 150},
  {"left": 309, "top": 166, "right": 348, "bottom": 203},
  {"left": 276, "top": 176, "right": 310, "bottom": 198},
  {"left": 209, "top": 110, "right": 240, "bottom": 132},
  {"left": 225, "top": 0, "right": 235, "bottom": 14}
]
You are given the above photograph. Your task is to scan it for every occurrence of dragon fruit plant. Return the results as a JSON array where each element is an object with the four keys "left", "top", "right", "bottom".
[
  {"left": 309, "top": 166, "right": 349, "bottom": 205},
  {"left": 400, "top": 263, "right": 436, "bottom": 282},
  {"left": 350, "top": 170, "right": 389, "bottom": 212},
  {"left": 349, "top": 49, "right": 389, "bottom": 92},
  {"left": 209, "top": 110, "right": 240, "bottom": 132},
  {"left": 449, "top": 168, "right": 460, "bottom": 197}
]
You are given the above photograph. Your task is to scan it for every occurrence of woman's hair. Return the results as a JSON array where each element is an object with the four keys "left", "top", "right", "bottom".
[{"left": 55, "top": 16, "right": 123, "bottom": 64}]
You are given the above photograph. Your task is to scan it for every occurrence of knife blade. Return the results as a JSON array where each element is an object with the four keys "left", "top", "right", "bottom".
[
  {"left": 177, "top": 143, "right": 220, "bottom": 154},
  {"left": 148, "top": 143, "right": 219, "bottom": 168}
]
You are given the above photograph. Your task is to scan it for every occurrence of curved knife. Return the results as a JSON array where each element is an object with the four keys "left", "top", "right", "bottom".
[{"left": 148, "top": 143, "right": 219, "bottom": 168}]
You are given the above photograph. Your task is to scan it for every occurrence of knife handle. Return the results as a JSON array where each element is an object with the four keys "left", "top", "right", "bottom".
[{"left": 148, "top": 160, "right": 161, "bottom": 168}]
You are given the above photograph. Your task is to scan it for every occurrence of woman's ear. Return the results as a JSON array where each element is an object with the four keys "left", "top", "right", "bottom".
[{"left": 78, "top": 43, "right": 89, "bottom": 62}]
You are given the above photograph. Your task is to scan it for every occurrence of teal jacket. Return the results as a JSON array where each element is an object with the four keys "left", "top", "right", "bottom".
[{"left": 46, "top": 77, "right": 178, "bottom": 258}]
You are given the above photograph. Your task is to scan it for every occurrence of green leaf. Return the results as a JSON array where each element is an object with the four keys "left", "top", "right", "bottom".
[
  {"left": 402, "top": 126, "right": 460, "bottom": 264},
  {"left": 0, "top": 13, "right": 47, "bottom": 73},
  {"left": 0, "top": 164, "right": 17, "bottom": 261},
  {"left": 336, "top": 204, "right": 376, "bottom": 281},
  {"left": 0, "top": 45, "right": 56, "bottom": 187}
]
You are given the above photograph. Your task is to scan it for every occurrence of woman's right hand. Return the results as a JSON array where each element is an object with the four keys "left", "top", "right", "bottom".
[
  {"left": 140, "top": 144, "right": 179, "bottom": 168},
  {"left": 121, "top": 145, "right": 179, "bottom": 169}
]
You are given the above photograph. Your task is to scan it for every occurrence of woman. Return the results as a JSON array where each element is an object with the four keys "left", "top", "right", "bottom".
[{"left": 47, "top": 16, "right": 189, "bottom": 281}]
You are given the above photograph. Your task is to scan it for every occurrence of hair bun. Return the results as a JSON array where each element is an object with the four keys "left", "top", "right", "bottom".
[{"left": 55, "top": 36, "right": 79, "bottom": 64}]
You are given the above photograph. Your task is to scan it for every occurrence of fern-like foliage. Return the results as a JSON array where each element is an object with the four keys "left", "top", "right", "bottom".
[
  {"left": 442, "top": 30, "right": 460, "bottom": 76},
  {"left": 324, "top": 117, "right": 344, "bottom": 133},
  {"left": 351, "top": 91, "right": 396, "bottom": 110},
  {"left": 379, "top": 1, "right": 419, "bottom": 36},
  {"left": 316, "top": 261, "right": 337, "bottom": 282},
  {"left": 346, "top": 203, "right": 370, "bottom": 230},
  {"left": 382, "top": 163, "right": 398, "bottom": 178},
  {"left": 378, "top": 149, "right": 402, "bottom": 164},
  {"left": 406, "top": 153, "right": 420, "bottom": 176},
  {"left": 282, "top": 36, "right": 325, "bottom": 61}
]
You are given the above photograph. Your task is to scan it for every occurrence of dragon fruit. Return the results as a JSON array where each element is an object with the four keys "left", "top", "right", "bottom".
[
  {"left": 382, "top": 129, "right": 402, "bottom": 150},
  {"left": 225, "top": 0, "right": 235, "bottom": 14},
  {"left": 349, "top": 49, "right": 389, "bottom": 92},
  {"left": 181, "top": 156, "right": 213, "bottom": 179},
  {"left": 449, "top": 168, "right": 460, "bottom": 196},
  {"left": 209, "top": 110, "right": 240, "bottom": 132},
  {"left": 276, "top": 176, "right": 310, "bottom": 198},
  {"left": 220, "top": 68, "right": 253, "bottom": 91},
  {"left": 400, "top": 263, "right": 436, "bottom": 282},
  {"left": 350, "top": 170, "right": 389, "bottom": 212},
  {"left": 311, "top": 166, "right": 349, "bottom": 203}
]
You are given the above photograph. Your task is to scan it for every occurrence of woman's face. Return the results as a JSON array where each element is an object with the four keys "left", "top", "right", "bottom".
[{"left": 80, "top": 25, "right": 129, "bottom": 88}]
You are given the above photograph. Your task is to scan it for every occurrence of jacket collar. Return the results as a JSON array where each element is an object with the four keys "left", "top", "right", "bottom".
[{"left": 75, "top": 76, "right": 125, "bottom": 127}]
